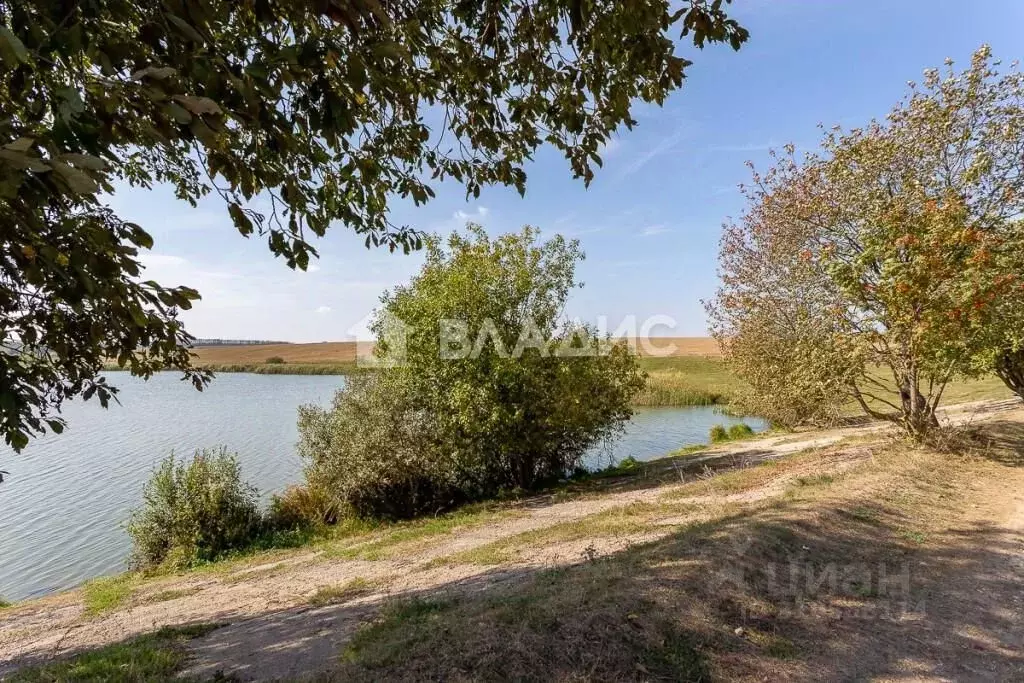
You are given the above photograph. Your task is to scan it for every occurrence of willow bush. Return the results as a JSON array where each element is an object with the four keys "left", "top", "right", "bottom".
[
  {"left": 299, "top": 227, "right": 645, "bottom": 519},
  {"left": 127, "top": 447, "right": 262, "bottom": 569}
]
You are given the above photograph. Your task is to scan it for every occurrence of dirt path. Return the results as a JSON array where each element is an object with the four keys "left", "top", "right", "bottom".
[
  {"left": 903, "top": 465, "right": 1024, "bottom": 680},
  {"left": 0, "top": 399, "right": 1021, "bottom": 681},
  {"left": 792, "top": 435, "right": 1024, "bottom": 682}
]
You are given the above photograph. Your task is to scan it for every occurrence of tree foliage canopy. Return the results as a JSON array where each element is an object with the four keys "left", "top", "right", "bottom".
[
  {"left": 0, "top": 0, "right": 747, "bottom": 450},
  {"left": 299, "top": 226, "right": 645, "bottom": 518},
  {"left": 709, "top": 46, "right": 1024, "bottom": 436}
]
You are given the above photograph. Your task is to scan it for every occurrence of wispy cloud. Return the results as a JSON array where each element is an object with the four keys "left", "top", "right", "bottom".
[
  {"left": 552, "top": 211, "right": 577, "bottom": 226},
  {"left": 617, "top": 129, "right": 686, "bottom": 179},
  {"left": 639, "top": 224, "right": 671, "bottom": 237},
  {"left": 138, "top": 252, "right": 254, "bottom": 309},
  {"left": 453, "top": 206, "right": 490, "bottom": 222},
  {"left": 314, "top": 305, "right": 332, "bottom": 314}
]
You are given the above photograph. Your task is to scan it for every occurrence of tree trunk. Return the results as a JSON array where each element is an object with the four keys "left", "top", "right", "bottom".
[
  {"left": 995, "top": 348, "right": 1024, "bottom": 400},
  {"left": 898, "top": 372, "right": 938, "bottom": 439}
]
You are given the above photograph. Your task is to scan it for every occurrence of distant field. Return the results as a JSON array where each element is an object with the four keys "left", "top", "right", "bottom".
[
  {"left": 191, "top": 342, "right": 366, "bottom": 365},
  {"left": 189, "top": 337, "right": 722, "bottom": 366},
  {"left": 631, "top": 337, "right": 722, "bottom": 357}
]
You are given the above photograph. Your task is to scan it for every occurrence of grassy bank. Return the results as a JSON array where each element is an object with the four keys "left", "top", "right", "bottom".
[
  {"left": 102, "top": 361, "right": 359, "bottom": 375},
  {"left": 101, "top": 355, "right": 1015, "bottom": 410},
  {"left": 635, "top": 356, "right": 746, "bottom": 406},
  {"left": 102, "top": 355, "right": 740, "bottom": 405},
  {"left": 6, "top": 624, "right": 222, "bottom": 682},
  {"left": 191, "top": 362, "right": 357, "bottom": 375},
  {"left": 327, "top": 426, "right": 1024, "bottom": 682}
]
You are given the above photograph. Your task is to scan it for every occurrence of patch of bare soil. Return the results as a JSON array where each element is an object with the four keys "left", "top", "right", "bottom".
[{"left": 1, "top": 400, "right": 1021, "bottom": 681}]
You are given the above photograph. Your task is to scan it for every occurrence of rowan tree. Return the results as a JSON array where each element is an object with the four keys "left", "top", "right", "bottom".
[{"left": 709, "top": 46, "right": 1024, "bottom": 437}]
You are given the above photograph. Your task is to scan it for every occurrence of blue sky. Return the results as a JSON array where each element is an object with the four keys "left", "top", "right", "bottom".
[{"left": 113, "top": 0, "right": 1024, "bottom": 342}]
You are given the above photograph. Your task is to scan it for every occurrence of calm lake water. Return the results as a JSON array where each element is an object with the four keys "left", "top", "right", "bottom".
[{"left": 0, "top": 373, "right": 765, "bottom": 601}]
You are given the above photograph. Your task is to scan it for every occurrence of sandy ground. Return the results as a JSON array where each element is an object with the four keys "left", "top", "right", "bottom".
[{"left": 0, "top": 398, "right": 1021, "bottom": 681}]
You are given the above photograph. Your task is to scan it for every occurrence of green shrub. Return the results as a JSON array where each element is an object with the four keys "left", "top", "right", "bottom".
[
  {"left": 268, "top": 484, "right": 341, "bottom": 529},
  {"left": 265, "top": 356, "right": 286, "bottom": 364},
  {"left": 590, "top": 456, "right": 642, "bottom": 479},
  {"left": 709, "top": 425, "right": 729, "bottom": 443},
  {"left": 0, "top": 597, "right": 10, "bottom": 609},
  {"left": 710, "top": 423, "right": 756, "bottom": 443},
  {"left": 127, "top": 447, "right": 262, "bottom": 569},
  {"left": 299, "top": 227, "right": 645, "bottom": 519},
  {"left": 727, "top": 423, "right": 754, "bottom": 440},
  {"left": 299, "top": 373, "right": 464, "bottom": 519}
]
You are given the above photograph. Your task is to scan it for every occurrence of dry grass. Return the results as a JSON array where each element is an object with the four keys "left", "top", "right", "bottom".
[
  {"left": 141, "top": 587, "right": 201, "bottom": 605},
  {"left": 190, "top": 341, "right": 366, "bottom": 365},
  {"left": 631, "top": 337, "right": 722, "bottom": 357},
  {"left": 326, "top": 579, "right": 711, "bottom": 683},
  {"left": 188, "top": 338, "right": 722, "bottom": 366},
  {"left": 321, "top": 506, "right": 524, "bottom": 562},
  {"left": 324, "top": 417, "right": 1024, "bottom": 681},
  {"left": 308, "top": 577, "right": 381, "bottom": 606},
  {"left": 431, "top": 501, "right": 667, "bottom": 567}
]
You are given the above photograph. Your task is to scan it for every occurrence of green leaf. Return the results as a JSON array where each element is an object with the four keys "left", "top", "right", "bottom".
[
  {"left": 173, "top": 95, "right": 222, "bottom": 116},
  {"left": 59, "top": 153, "right": 107, "bottom": 171},
  {"left": 4, "top": 137, "right": 33, "bottom": 153},
  {"left": 10, "top": 430, "right": 28, "bottom": 452},
  {"left": 129, "top": 223, "right": 154, "bottom": 249},
  {"left": 372, "top": 40, "right": 408, "bottom": 62},
  {"left": 131, "top": 65, "right": 177, "bottom": 81},
  {"left": 129, "top": 306, "right": 149, "bottom": 327},
  {"left": 163, "top": 102, "right": 193, "bottom": 124},
  {"left": 0, "top": 149, "right": 50, "bottom": 173},
  {"left": 228, "top": 203, "right": 254, "bottom": 236},
  {"left": 189, "top": 118, "right": 219, "bottom": 145},
  {"left": 166, "top": 14, "right": 206, "bottom": 43},
  {"left": 52, "top": 162, "right": 99, "bottom": 194},
  {"left": 56, "top": 87, "right": 86, "bottom": 120},
  {"left": 0, "top": 25, "right": 29, "bottom": 65}
]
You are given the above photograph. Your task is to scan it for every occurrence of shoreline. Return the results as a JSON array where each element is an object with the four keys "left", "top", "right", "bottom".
[
  {"left": 2, "top": 416, "right": 775, "bottom": 608},
  {"left": 3, "top": 397, "right": 1021, "bottom": 680}
]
